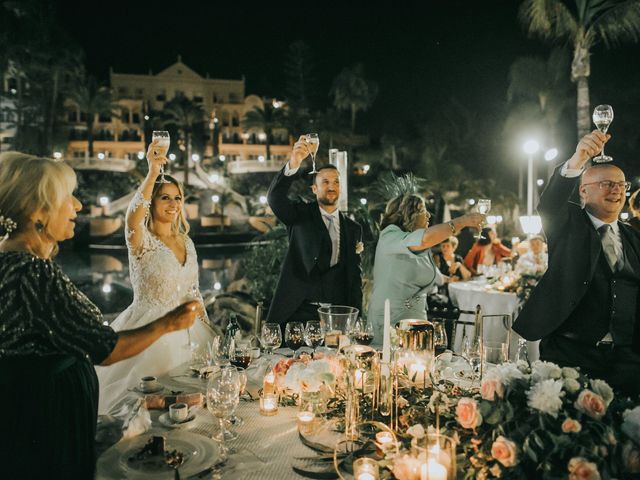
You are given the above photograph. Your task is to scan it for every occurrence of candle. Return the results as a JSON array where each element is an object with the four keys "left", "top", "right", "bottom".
[
  {"left": 263, "top": 370, "right": 276, "bottom": 394},
  {"left": 382, "top": 299, "right": 390, "bottom": 363},
  {"left": 375, "top": 431, "right": 393, "bottom": 456},
  {"left": 259, "top": 393, "right": 278, "bottom": 416},
  {"left": 297, "top": 411, "right": 316, "bottom": 434},
  {"left": 353, "top": 458, "right": 379, "bottom": 480},
  {"left": 408, "top": 361, "right": 427, "bottom": 387},
  {"left": 354, "top": 368, "right": 366, "bottom": 390},
  {"left": 420, "top": 459, "right": 446, "bottom": 480}
]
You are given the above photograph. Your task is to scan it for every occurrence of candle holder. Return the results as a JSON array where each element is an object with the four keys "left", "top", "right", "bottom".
[
  {"left": 395, "top": 319, "right": 434, "bottom": 353},
  {"left": 353, "top": 457, "right": 379, "bottom": 480},
  {"left": 341, "top": 345, "right": 379, "bottom": 419},
  {"left": 396, "top": 349, "right": 431, "bottom": 388},
  {"left": 412, "top": 433, "right": 457, "bottom": 480},
  {"left": 259, "top": 392, "right": 279, "bottom": 416},
  {"left": 296, "top": 411, "right": 316, "bottom": 435},
  {"left": 374, "top": 431, "right": 394, "bottom": 457}
]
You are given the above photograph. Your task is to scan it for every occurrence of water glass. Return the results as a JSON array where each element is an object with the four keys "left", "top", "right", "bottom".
[{"left": 260, "top": 323, "right": 282, "bottom": 355}]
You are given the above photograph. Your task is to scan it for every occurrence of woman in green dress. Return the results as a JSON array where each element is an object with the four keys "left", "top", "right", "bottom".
[
  {"left": 368, "top": 194, "right": 483, "bottom": 345},
  {"left": 0, "top": 152, "right": 200, "bottom": 479}
]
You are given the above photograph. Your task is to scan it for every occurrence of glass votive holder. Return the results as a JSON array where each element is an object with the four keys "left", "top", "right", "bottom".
[
  {"left": 412, "top": 433, "right": 456, "bottom": 480},
  {"left": 353, "top": 457, "right": 379, "bottom": 480},
  {"left": 259, "top": 392, "right": 279, "bottom": 416},
  {"left": 296, "top": 411, "right": 316, "bottom": 435},
  {"left": 374, "top": 431, "right": 394, "bottom": 457}
]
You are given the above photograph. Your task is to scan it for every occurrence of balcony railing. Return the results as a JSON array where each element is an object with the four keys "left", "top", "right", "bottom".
[
  {"left": 65, "top": 156, "right": 136, "bottom": 172},
  {"left": 226, "top": 158, "right": 286, "bottom": 174}
]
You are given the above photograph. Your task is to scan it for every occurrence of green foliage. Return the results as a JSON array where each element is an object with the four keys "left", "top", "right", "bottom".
[
  {"left": 329, "top": 63, "right": 378, "bottom": 133},
  {"left": 239, "top": 225, "right": 289, "bottom": 304}
]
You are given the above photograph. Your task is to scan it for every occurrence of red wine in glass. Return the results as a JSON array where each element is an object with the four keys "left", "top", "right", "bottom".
[{"left": 354, "top": 332, "right": 374, "bottom": 345}]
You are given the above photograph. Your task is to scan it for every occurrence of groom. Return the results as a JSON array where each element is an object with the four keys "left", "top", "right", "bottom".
[{"left": 266, "top": 136, "right": 363, "bottom": 326}]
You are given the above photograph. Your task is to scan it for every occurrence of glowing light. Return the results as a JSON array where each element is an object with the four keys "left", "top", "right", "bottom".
[
  {"left": 360, "top": 198, "right": 368, "bottom": 205},
  {"left": 258, "top": 155, "right": 265, "bottom": 162},
  {"left": 144, "top": 115, "right": 150, "bottom": 120},
  {"left": 98, "top": 196, "right": 110, "bottom": 206},
  {"left": 219, "top": 155, "right": 226, "bottom": 162},
  {"left": 169, "top": 153, "right": 176, "bottom": 161},
  {"left": 519, "top": 215, "right": 543, "bottom": 234},
  {"left": 621, "top": 212, "right": 630, "bottom": 221},
  {"left": 259, "top": 195, "right": 268, "bottom": 205},
  {"left": 97, "top": 153, "right": 105, "bottom": 160},
  {"left": 102, "top": 283, "right": 112, "bottom": 293},
  {"left": 191, "top": 154, "right": 200, "bottom": 162},
  {"left": 137, "top": 151, "right": 145, "bottom": 160},
  {"left": 211, "top": 195, "right": 220, "bottom": 203},
  {"left": 213, "top": 282, "right": 222, "bottom": 290},
  {"left": 467, "top": 199, "right": 476, "bottom": 206},
  {"left": 544, "top": 148, "right": 558, "bottom": 161},
  {"left": 523, "top": 140, "right": 540, "bottom": 155},
  {"left": 53, "top": 151, "right": 62, "bottom": 159},
  {"left": 209, "top": 174, "right": 219, "bottom": 183},
  {"left": 537, "top": 179, "right": 544, "bottom": 187}
]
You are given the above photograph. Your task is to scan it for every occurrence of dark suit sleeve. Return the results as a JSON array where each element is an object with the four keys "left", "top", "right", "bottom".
[
  {"left": 537, "top": 164, "right": 581, "bottom": 239},
  {"left": 267, "top": 167, "right": 306, "bottom": 226}
]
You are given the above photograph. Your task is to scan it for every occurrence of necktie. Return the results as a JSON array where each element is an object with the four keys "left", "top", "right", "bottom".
[
  {"left": 598, "top": 224, "right": 619, "bottom": 271},
  {"left": 324, "top": 214, "right": 339, "bottom": 267}
]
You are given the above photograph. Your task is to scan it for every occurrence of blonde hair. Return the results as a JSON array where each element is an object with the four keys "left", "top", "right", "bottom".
[
  {"left": 146, "top": 175, "right": 190, "bottom": 236},
  {"left": 380, "top": 194, "right": 428, "bottom": 232},
  {"left": 442, "top": 235, "right": 459, "bottom": 250},
  {"left": 0, "top": 151, "right": 77, "bottom": 242}
]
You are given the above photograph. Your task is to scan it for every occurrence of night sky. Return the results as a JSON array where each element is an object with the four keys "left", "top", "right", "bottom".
[{"left": 54, "top": 0, "right": 640, "bottom": 175}]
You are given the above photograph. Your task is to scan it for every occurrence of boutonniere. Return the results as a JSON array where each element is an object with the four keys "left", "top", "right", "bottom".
[{"left": 355, "top": 242, "right": 364, "bottom": 255}]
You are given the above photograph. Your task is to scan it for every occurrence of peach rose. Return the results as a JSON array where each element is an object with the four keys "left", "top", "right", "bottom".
[
  {"left": 562, "top": 418, "right": 582, "bottom": 433},
  {"left": 575, "top": 390, "right": 606, "bottom": 420},
  {"left": 491, "top": 435, "right": 519, "bottom": 467},
  {"left": 568, "top": 457, "right": 601, "bottom": 480},
  {"left": 481, "top": 377, "right": 505, "bottom": 401},
  {"left": 456, "top": 397, "right": 482, "bottom": 429}
]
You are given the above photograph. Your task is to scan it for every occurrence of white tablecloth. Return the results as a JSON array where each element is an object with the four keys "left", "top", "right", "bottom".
[{"left": 448, "top": 279, "right": 539, "bottom": 361}]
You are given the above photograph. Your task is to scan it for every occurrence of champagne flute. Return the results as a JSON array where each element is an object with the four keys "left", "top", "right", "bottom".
[
  {"left": 284, "top": 322, "right": 304, "bottom": 356},
  {"left": 152, "top": 130, "right": 171, "bottom": 183},
  {"left": 592, "top": 104, "right": 614, "bottom": 163},
  {"left": 260, "top": 323, "right": 282, "bottom": 356},
  {"left": 304, "top": 320, "right": 324, "bottom": 356},
  {"left": 306, "top": 133, "right": 319, "bottom": 174},
  {"left": 474, "top": 199, "right": 491, "bottom": 240}
]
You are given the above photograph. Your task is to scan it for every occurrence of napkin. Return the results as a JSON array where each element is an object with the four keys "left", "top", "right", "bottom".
[
  {"left": 122, "top": 398, "right": 151, "bottom": 439},
  {"left": 143, "top": 392, "right": 204, "bottom": 410}
]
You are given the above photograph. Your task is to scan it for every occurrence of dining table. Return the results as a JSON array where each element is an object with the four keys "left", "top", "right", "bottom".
[
  {"left": 95, "top": 353, "right": 318, "bottom": 480},
  {"left": 447, "top": 277, "right": 540, "bottom": 362}
]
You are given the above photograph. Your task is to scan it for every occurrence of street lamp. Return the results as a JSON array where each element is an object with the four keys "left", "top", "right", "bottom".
[
  {"left": 544, "top": 148, "right": 558, "bottom": 162},
  {"left": 522, "top": 140, "right": 539, "bottom": 216}
]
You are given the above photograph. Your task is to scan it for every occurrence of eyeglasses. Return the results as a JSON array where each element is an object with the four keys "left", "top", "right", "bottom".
[{"left": 581, "top": 180, "right": 631, "bottom": 192}]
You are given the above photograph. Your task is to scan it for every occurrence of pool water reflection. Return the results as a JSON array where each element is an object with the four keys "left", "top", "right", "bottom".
[{"left": 56, "top": 247, "right": 245, "bottom": 322}]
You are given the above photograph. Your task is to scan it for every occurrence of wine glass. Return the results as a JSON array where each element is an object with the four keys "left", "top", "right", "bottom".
[
  {"left": 224, "top": 366, "right": 247, "bottom": 429},
  {"left": 592, "top": 104, "right": 614, "bottom": 163},
  {"left": 304, "top": 320, "right": 325, "bottom": 356},
  {"left": 230, "top": 344, "right": 252, "bottom": 369},
  {"left": 351, "top": 318, "right": 374, "bottom": 346},
  {"left": 433, "top": 320, "right": 448, "bottom": 356},
  {"left": 152, "top": 130, "right": 171, "bottom": 183},
  {"left": 206, "top": 373, "right": 240, "bottom": 458},
  {"left": 284, "top": 322, "right": 305, "bottom": 356},
  {"left": 474, "top": 199, "right": 491, "bottom": 240},
  {"left": 463, "top": 337, "right": 482, "bottom": 380},
  {"left": 306, "top": 133, "right": 319, "bottom": 174},
  {"left": 260, "top": 323, "right": 282, "bottom": 356}
]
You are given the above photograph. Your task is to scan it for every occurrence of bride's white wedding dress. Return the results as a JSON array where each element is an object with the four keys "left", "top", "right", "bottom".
[{"left": 96, "top": 192, "right": 215, "bottom": 415}]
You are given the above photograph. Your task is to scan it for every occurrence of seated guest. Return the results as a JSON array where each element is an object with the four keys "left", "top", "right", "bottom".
[
  {"left": 628, "top": 188, "right": 640, "bottom": 233},
  {"left": 368, "top": 194, "right": 483, "bottom": 344},
  {"left": 463, "top": 226, "right": 512, "bottom": 275},
  {"left": 433, "top": 236, "right": 472, "bottom": 282},
  {"left": 515, "top": 234, "right": 548, "bottom": 275},
  {"left": 0, "top": 152, "right": 199, "bottom": 478}
]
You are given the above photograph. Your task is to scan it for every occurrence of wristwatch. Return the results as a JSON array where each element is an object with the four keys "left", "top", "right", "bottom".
[{"left": 447, "top": 221, "right": 456, "bottom": 234}]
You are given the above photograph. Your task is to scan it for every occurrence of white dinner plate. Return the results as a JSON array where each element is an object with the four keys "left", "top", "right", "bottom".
[{"left": 96, "top": 430, "right": 219, "bottom": 479}]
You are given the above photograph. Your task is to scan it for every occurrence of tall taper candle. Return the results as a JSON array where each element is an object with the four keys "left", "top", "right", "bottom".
[{"left": 382, "top": 298, "right": 391, "bottom": 363}]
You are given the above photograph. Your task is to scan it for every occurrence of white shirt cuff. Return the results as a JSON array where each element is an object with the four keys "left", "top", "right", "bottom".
[
  {"left": 560, "top": 161, "right": 584, "bottom": 178},
  {"left": 284, "top": 162, "right": 299, "bottom": 176}
]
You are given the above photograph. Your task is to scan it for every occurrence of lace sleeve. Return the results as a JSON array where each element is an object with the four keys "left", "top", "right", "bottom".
[{"left": 126, "top": 190, "right": 153, "bottom": 256}]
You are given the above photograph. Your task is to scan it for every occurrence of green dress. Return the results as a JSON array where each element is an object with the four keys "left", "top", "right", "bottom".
[
  {"left": 0, "top": 252, "right": 118, "bottom": 479},
  {"left": 368, "top": 225, "right": 438, "bottom": 345}
]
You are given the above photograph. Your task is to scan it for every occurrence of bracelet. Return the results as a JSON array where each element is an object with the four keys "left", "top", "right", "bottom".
[{"left": 447, "top": 221, "right": 457, "bottom": 234}]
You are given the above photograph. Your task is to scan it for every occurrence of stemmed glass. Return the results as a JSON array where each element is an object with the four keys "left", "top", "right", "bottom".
[
  {"left": 350, "top": 318, "right": 374, "bottom": 345},
  {"left": 474, "top": 199, "right": 491, "bottom": 240},
  {"left": 433, "top": 320, "right": 448, "bottom": 356},
  {"left": 152, "top": 130, "right": 171, "bottom": 183},
  {"left": 284, "top": 322, "right": 305, "bottom": 356},
  {"left": 260, "top": 323, "right": 282, "bottom": 356},
  {"left": 592, "top": 104, "right": 614, "bottom": 163},
  {"left": 227, "top": 366, "right": 247, "bottom": 427},
  {"left": 304, "top": 320, "right": 325, "bottom": 356},
  {"left": 306, "top": 133, "right": 319, "bottom": 174},
  {"left": 206, "top": 371, "right": 240, "bottom": 459},
  {"left": 462, "top": 336, "right": 482, "bottom": 380}
]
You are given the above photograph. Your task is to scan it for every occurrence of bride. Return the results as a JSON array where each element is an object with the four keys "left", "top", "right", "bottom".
[{"left": 96, "top": 140, "right": 215, "bottom": 414}]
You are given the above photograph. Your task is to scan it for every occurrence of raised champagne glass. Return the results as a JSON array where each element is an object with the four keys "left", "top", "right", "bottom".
[
  {"left": 474, "top": 199, "right": 491, "bottom": 240},
  {"left": 152, "top": 130, "right": 171, "bottom": 183},
  {"left": 592, "top": 105, "right": 614, "bottom": 163},
  {"left": 306, "top": 133, "right": 319, "bottom": 174}
]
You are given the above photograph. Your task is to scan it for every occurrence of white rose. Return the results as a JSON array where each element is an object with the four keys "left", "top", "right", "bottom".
[
  {"left": 622, "top": 406, "right": 640, "bottom": 445},
  {"left": 532, "top": 360, "right": 562, "bottom": 381},
  {"left": 527, "top": 379, "right": 564, "bottom": 417},
  {"left": 564, "top": 378, "right": 581, "bottom": 393},
  {"left": 562, "top": 367, "right": 580, "bottom": 379}
]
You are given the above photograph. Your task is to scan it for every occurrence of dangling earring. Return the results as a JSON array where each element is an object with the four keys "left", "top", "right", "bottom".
[{"left": 35, "top": 220, "right": 44, "bottom": 232}]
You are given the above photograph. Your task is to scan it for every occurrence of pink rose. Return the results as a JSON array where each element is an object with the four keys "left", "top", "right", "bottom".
[
  {"left": 568, "top": 457, "right": 601, "bottom": 480},
  {"left": 481, "top": 377, "right": 505, "bottom": 401},
  {"left": 575, "top": 390, "right": 607, "bottom": 420},
  {"left": 491, "top": 435, "right": 518, "bottom": 467},
  {"left": 456, "top": 397, "right": 482, "bottom": 429},
  {"left": 562, "top": 418, "right": 582, "bottom": 433}
]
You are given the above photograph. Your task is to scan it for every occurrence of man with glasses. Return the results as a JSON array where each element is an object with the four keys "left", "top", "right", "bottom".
[{"left": 514, "top": 130, "right": 640, "bottom": 396}]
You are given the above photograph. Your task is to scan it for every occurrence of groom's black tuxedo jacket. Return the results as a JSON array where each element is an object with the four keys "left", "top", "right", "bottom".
[
  {"left": 265, "top": 167, "right": 363, "bottom": 325},
  {"left": 513, "top": 165, "right": 640, "bottom": 353}
]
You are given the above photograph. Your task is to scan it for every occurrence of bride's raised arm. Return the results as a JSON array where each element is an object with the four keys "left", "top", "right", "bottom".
[{"left": 126, "top": 140, "right": 166, "bottom": 256}]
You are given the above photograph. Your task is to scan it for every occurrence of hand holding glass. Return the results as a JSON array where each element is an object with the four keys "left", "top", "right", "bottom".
[
  {"left": 306, "top": 133, "right": 319, "bottom": 174},
  {"left": 474, "top": 199, "right": 491, "bottom": 240},
  {"left": 592, "top": 105, "right": 614, "bottom": 163},
  {"left": 151, "top": 130, "right": 171, "bottom": 183}
]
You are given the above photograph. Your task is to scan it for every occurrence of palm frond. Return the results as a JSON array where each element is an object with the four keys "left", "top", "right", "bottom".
[
  {"left": 592, "top": 1, "right": 640, "bottom": 47},
  {"left": 519, "top": 0, "right": 578, "bottom": 41}
]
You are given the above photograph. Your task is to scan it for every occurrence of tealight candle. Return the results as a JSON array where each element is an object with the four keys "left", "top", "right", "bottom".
[
  {"left": 353, "top": 458, "right": 379, "bottom": 480},
  {"left": 420, "top": 459, "right": 446, "bottom": 480},
  {"left": 374, "top": 431, "right": 394, "bottom": 456},
  {"left": 263, "top": 370, "right": 277, "bottom": 394},
  {"left": 297, "top": 411, "right": 316, "bottom": 434},
  {"left": 259, "top": 393, "right": 279, "bottom": 416},
  {"left": 408, "top": 361, "right": 427, "bottom": 387},
  {"left": 354, "top": 368, "right": 367, "bottom": 390}
]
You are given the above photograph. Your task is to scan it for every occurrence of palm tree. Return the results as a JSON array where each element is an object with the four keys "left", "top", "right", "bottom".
[
  {"left": 241, "top": 104, "right": 287, "bottom": 161},
  {"left": 216, "top": 190, "right": 241, "bottom": 232},
  {"left": 162, "top": 94, "right": 205, "bottom": 185},
  {"left": 519, "top": 0, "right": 640, "bottom": 139},
  {"left": 69, "top": 76, "right": 118, "bottom": 158},
  {"left": 329, "top": 63, "right": 378, "bottom": 133}
]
